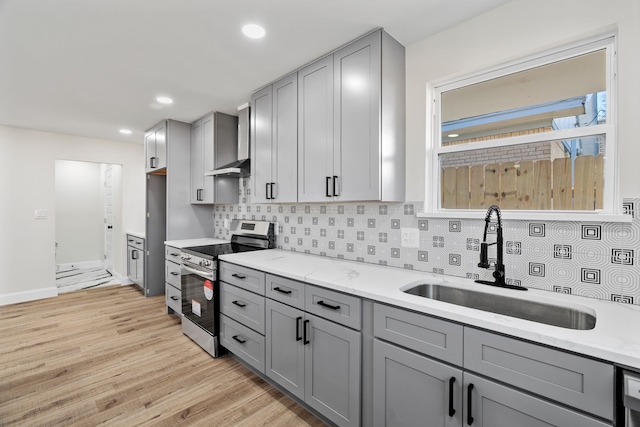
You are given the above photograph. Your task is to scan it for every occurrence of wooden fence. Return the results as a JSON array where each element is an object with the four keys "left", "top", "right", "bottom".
[{"left": 441, "top": 154, "right": 604, "bottom": 210}]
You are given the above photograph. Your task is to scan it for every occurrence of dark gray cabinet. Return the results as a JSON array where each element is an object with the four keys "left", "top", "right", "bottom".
[
  {"left": 251, "top": 73, "right": 298, "bottom": 203},
  {"left": 144, "top": 122, "right": 166, "bottom": 172},
  {"left": 265, "top": 297, "right": 361, "bottom": 427},
  {"left": 190, "top": 112, "right": 239, "bottom": 204},
  {"left": 297, "top": 29, "right": 405, "bottom": 203}
]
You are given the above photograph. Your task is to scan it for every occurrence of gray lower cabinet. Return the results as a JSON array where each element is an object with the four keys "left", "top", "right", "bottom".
[
  {"left": 127, "top": 234, "right": 144, "bottom": 288},
  {"left": 164, "top": 245, "right": 181, "bottom": 316},
  {"left": 373, "top": 339, "right": 462, "bottom": 427},
  {"left": 265, "top": 298, "right": 361, "bottom": 427},
  {"left": 464, "top": 373, "right": 610, "bottom": 427},
  {"left": 371, "top": 303, "right": 613, "bottom": 427}
]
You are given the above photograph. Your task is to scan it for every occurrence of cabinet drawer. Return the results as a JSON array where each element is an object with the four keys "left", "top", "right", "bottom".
[
  {"left": 220, "top": 282, "right": 265, "bottom": 335},
  {"left": 305, "top": 285, "right": 361, "bottom": 330},
  {"left": 165, "top": 260, "right": 181, "bottom": 288},
  {"left": 165, "top": 283, "right": 181, "bottom": 315},
  {"left": 374, "top": 303, "right": 463, "bottom": 366},
  {"left": 464, "top": 327, "right": 614, "bottom": 420},
  {"left": 165, "top": 245, "right": 181, "bottom": 264},
  {"left": 220, "top": 314, "right": 265, "bottom": 374},
  {"left": 265, "top": 274, "right": 305, "bottom": 310},
  {"left": 127, "top": 234, "right": 144, "bottom": 251},
  {"left": 219, "top": 262, "right": 265, "bottom": 295}
]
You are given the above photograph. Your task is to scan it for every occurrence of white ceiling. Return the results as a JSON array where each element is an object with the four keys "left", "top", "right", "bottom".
[{"left": 0, "top": 0, "right": 511, "bottom": 144}]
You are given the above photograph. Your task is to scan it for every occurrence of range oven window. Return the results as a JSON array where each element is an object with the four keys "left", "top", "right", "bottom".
[{"left": 182, "top": 270, "right": 216, "bottom": 332}]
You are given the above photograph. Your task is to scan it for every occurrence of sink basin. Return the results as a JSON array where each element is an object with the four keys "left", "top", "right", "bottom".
[{"left": 403, "top": 283, "right": 596, "bottom": 330}]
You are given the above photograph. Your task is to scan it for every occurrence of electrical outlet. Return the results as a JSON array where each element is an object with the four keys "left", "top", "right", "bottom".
[
  {"left": 34, "top": 209, "right": 48, "bottom": 219},
  {"left": 273, "top": 222, "right": 279, "bottom": 235},
  {"left": 401, "top": 227, "right": 419, "bottom": 248},
  {"left": 223, "top": 219, "right": 229, "bottom": 228}
]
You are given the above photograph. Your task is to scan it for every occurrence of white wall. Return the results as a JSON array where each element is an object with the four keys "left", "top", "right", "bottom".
[
  {"left": 55, "top": 160, "right": 104, "bottom": 264},
  {"left": 0, "top": 126, "right": 145, "bottom": 301},
  {"left": 405, "top": 0, "right": 640, "bottom": 201}
]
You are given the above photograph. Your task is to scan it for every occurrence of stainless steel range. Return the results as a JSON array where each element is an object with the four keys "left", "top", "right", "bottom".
[{"left": 180, "top": 220, "right": 274, "bottom": 357}]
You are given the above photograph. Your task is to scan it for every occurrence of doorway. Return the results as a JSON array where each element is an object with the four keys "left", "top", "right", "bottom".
[{"left": 54, "top": 160, "right": 123, "bottom": 292}]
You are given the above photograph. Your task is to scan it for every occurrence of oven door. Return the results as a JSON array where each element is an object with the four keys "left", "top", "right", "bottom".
[{"left": 181, "top": 263, "right": 217, "bottom": 334}]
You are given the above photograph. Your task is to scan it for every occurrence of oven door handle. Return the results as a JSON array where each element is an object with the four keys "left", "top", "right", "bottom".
[{"left": 182, "top": 264, "right": 214, "bottom": 280}]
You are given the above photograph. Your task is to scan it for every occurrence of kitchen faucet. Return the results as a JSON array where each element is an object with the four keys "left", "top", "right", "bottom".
[{"left": 475, "top": 205, "right": 527, "bottom": 291}]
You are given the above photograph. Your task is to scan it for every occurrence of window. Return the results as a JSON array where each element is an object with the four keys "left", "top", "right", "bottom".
[{"left": 429, "top": 35, "right": 618, "bottom": 218}]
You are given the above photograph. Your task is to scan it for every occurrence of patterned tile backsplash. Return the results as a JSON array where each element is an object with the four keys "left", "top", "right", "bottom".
[{"left": 214, "top": 178, "right": 640, "bottom": 305}]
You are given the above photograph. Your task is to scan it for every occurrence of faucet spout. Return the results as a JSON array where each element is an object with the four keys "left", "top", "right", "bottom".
[{"left": 475, "top": 205, "right": 526, "bottom": 291}]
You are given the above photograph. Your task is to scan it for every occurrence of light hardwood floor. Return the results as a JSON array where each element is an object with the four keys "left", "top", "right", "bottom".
[{"left": 0, "top": 285, "right": 325, "bottom": 426}]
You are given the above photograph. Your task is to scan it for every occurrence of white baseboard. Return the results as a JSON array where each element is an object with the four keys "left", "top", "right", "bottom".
[
  {"left": 0, "top": 287, "right": 58, "bottom": 306},
  {"left": 57, "top": 260, "right": 104, "bottom": 272}
]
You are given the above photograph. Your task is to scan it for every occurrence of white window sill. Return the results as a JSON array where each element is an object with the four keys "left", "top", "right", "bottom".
[{"left": 417, "top": 210, "right": 632, "bottom": 223}]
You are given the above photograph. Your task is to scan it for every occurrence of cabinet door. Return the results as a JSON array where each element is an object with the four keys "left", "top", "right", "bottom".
[
  {"left": 251, "top": 85, "right": 273, "bottom": 204},
  {"left": 127, "top": 246, "right": 137, "bottom": 282},
  {"left": 265, "top": 299, "right": 305, "bottom": 400},
  {"left": 154, "top": 123, "right": 167, "bottom": 170},
  {"left": 201, "top": 114, "right": 215, "bottom": 203},
  {"left": 333, "top": 31, "right": 381, "bottom": 201},
  {"left": 298, "top": 55, "right": 334, "bottom": 203},
  {"left": 190, "top": 119, "right": 204, "bottom": 203},
  {"left": 272, "top": 73, "right": 298, "bottom": 203},
  {"left": 144, "top": 131, "right": 156, "bottom": 172},
  {"left": 136, "top": 248, "right": 144, "bottom": 286},
  {"left": 373, "top": 339, "right": 462, "bottom": 427},
  {"left": 463, "top": 373, "right": 611, "bottom": 427},
  {"left": 305, "top": 312, "right": 360, "bottom": 427}
]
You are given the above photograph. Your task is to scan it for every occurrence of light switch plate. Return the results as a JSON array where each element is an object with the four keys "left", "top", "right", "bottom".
[{"left": 34, "top": 209, "right": 48, "bottom": 219}]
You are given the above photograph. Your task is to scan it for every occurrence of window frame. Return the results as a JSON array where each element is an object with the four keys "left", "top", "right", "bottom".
[{"left": 422, "top": 33, "right": 627, "bottom": 222}]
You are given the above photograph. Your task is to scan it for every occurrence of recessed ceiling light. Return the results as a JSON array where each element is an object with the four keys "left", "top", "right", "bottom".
[
  {"left": 156, "top": 96, "right": 173, "bottom": 104},
  {"left": 119, "top": 129, "right": 132, "bottom": 135},
  {"left": 242, "top": 24, "right": 265, "bottom": 39},
  {"left": 447, "top": 133, "right": 459, "bottom": 138}
]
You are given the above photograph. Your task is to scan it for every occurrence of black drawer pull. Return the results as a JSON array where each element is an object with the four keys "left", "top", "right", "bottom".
[
  {"left": 128, "top": 239, "right": 134, "bottom": 242},
  {"left": 231, "top": 273, "right": 246, "bottom": 279},
  {"left": 295, "top": 316, "right": 302, "bottom": 341},
  {"left": 317, "top": 300, "right": 340, "bottom": 310},
  {"left": 170, "top": 272, "right": 179, "bottom": 276},
  {"left": 170, "top": 296, "right": 179, "bottom": 301},
  {"left": 170, "top": 252, "right": 179, "bottom": 256},
  {"left": 273, "top": 287, "right": 292, "bottom": 295},
  {"left": 467, "top": 383, "right": 474, "bottom": 425},
  {"left": 232, "top": 335, "right": 246, "bottom": 344},
  {"left": 232, "top": 300, "right": 246, "bottom": 308},
  {"left": 303, "top": 319, "right": 310, "bottom": 345},
  {"left": 448, "top": 377, "right": 456, "bottom": 417},
  {"left": 326, "top": 176, "right": 331, "bottom": 197}
]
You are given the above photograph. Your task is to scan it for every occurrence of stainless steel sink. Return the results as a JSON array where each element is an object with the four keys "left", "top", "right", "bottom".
[{"left": 403, "top": 283, "right": 596, "bottom": 330}]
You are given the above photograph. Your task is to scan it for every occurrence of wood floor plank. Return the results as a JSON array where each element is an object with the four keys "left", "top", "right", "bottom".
[{"left": 0, "top": 285, "right": 325, "bottom": 426}]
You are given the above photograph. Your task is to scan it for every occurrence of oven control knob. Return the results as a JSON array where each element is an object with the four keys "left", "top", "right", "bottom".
[
  {"left": 181, "top": 254, "right": 191, "bottom": 261},
  {"left": 203, "top": 260, "right": 211, "bottom": 267}
]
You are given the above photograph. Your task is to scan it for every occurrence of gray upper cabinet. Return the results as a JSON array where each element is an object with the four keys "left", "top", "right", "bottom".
[
  {"left": 298, "top": 54, "right": 334, "bottom": 203},
  {"left": 252, "top": 73, "right": 298, "bottom": 203},
  {"left": 144, "top": 121, "right": 166, "bottom": 172},
  {"left": 298, "top": 29, "right": 405, "bottom": 203},
  {"left": 190, "top": 112, "right": 239, "bottom": 204}
]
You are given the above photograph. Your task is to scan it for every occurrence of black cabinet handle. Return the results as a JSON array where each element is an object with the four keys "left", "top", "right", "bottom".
[
  {"left": 232, "top": 300, "right": 246, "bottom": 308},
  {"left": 232, "top": 335, "right": 246, "bottom": 344},
  {"left": 128, "top": 239, "right": 134, "bottom": 242},
  {"left": 467, "top": 383, "right": 474, "bottom": 425},
  {"left": 273, "top": 287, "right": 292, "bottom": 295},
  {"left": 449, "top": 377, "right": 456, "bottom": 417},
  {"left": 170, "top": 272, "right": 179, "bottom": 276},
  {"left": 333, "top": 175, "right": 338, "bottom": 196},
  {"left": 303, "top": 319, "right": 310, "bottom": 345},
  {"left": 231, "top": 274, "right": 246, "bottom": 279},
  {"left": 170, "top": 296, "right": 179, "bottom": 301},
  {"left": 326, "top": 177, "right": 331, "bottom": 197},
  {"left": 317, "top": 300, "right": 340, "bottom": 310},
  {"left": 295, "top": 316, "right": 303, "bottom": 341},
  {"left": 132, "top": 250, "right": 138, "bottom": 260},
  {"left": 150, "top": 156, "right": 157, "bottom": 168},
  {"left": 196, "top": 189, "right": 203, "bottom": 201},
  {"left": 170, "top": 253, "right": 179, "bottom": 256},
  {"left": 136, "top": 241, "right": 142, "bottom": 244},
  {"left": 271, "top": 182, "right": 276, "bottom": 199},
  {"left": 265, "top": 183, "right": 271, "bottom": 200}
]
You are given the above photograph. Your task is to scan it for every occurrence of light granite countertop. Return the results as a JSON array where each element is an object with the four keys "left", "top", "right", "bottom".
[
  {"left": 219, "top": 249, "right": 640, "bottom": 370},
  {"left": 164, "top": 238, "right": 230, "bottom": 249}
]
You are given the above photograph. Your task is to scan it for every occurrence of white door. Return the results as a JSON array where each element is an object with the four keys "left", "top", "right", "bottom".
[{"left": 104, "top": 167, "right": 114, "bottom": 274}]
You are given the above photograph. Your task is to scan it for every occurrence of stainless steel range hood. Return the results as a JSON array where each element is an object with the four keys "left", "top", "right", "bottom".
[{"left": 205, "top": 103, "right": 250, "bottom": 177}]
